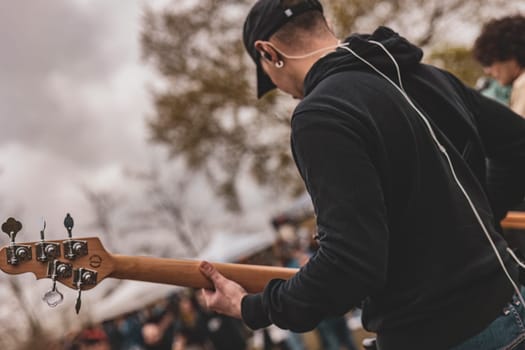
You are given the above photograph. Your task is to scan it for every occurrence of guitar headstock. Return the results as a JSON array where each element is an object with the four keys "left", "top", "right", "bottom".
[
  {"left": 0, "top": 215, "right": 115, "bottom": 312},
  {"left": 0, "top": 237, "right": 114, "bottom": 290}
]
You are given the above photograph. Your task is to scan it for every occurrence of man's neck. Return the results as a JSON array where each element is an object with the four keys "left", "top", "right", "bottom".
[{"left": 294, "top": 38, "right": 340, "bottom": 97}]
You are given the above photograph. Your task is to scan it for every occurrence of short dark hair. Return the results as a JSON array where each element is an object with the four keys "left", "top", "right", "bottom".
[
  {"left": 272, "top": 7, "right": 331, "bottom": 49},
  {"left": 473, "top": 14, "right": 525, "bottom": 67}
]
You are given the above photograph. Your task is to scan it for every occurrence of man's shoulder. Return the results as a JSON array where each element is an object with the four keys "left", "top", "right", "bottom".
[{"left": 298, "top": 69, "right": 390, "bottom": 113}]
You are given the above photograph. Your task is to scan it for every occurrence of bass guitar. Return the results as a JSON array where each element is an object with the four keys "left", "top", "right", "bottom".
[{"left": 0, "top": 215, "right": 297, "bottom": 313}]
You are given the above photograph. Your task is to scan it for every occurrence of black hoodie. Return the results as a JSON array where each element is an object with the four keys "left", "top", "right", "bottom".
[{"left": 241, "top": 27, "right": 525, "bottom": 349}]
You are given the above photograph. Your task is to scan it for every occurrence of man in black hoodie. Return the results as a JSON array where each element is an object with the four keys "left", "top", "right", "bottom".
[{"left": 198, "top": 0, "right": 525, "bottom": 349}]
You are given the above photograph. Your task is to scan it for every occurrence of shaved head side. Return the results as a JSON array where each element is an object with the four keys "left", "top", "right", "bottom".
[{"left": 271, "top": 9, "right": 333, "bottom": 52}]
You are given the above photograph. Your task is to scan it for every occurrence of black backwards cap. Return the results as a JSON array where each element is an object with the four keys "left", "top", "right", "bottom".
[{"left": 243, "top": 0, "right": 324, "bottom": 98}]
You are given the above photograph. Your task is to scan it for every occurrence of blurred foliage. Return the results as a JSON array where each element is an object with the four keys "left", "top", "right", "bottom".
[
  {"left": 142, "top": 1, "right": 300, "bottom": 211},
  {"left": 141, "top": 0, "right": 508, "bottom": 210},
  {"left": 427, "top": 46, "right": 484, "bottom": 87},
  {"left": 326, "top": 0, "right": 509, "bottom": 47}
]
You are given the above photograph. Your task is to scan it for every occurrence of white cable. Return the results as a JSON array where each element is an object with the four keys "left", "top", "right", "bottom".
[
  {"left": 339, "top": 43, "right": 525, "bottom": 307},
  {"left": 508, "top": 248, "right": 525, "bottom": 269},
  {"left": 265, "top": 41, "right": 349, "bottom": 60},
  {"left": 368, "top": 40, "right": 405, "bottom": 91}
]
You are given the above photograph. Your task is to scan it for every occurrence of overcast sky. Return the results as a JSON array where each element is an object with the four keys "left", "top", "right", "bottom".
[{"left": 0, "top": 0, "right": 173, "bottom": 239}]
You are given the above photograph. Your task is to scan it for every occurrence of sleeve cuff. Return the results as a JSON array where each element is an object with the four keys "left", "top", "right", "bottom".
[{"left": 241, "top": 293, "right": 271, "bottom": 330}]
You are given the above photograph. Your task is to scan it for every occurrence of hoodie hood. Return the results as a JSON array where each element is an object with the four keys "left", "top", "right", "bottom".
[{"left": 303, "top": 26, "right": 424, "bottom": 96}]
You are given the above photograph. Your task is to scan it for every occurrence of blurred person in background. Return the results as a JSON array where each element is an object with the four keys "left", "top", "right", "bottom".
[
  {"left": 475, "top": 76, "right": 512, "bottom": 106},
  {"left": 142, "top": 296, "right": 179, "bottom": 350},
  {"left": 474, "top": 14, "right": 525, "bottom": 118},
  {"left": 195, "top": 290, "right": 248, "bottom": 350},
  {"left": 115, "top": 311, "right": 147, "bottom": 350},
  {"left": 474, "top": 14, "right": 525, "bottom": 215},
  {"left": 173, "top": 290, "right": 213, "bottom": 350},
  {"left": 72, "top": 326, "right": 110, "bottom": 350}
]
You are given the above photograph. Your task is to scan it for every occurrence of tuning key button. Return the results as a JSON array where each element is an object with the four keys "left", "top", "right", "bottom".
[
  {"left": 75, "top": 288, "right": 82, "bottom": 314},
  {"left": 64, "top": 213, "right": 74, "bottom": 238},
  {"left": 2, "top": 217, "right": 23, "bottom": 242},
  {"left": 43, "top": 288, "right": 64, "bottom": 308},
  {"left": 42, "top": 260, "right": 70, "bottom": 309},
  {"left": 2, "top": 217, "right": 33, "bottom": 265},
  {"left": 40, "top": 218, "right": 47, "bottom": 240}
]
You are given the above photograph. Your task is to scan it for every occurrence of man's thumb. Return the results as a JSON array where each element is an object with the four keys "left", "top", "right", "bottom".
[{"left": 199, "top": 261, "right": 222, "bottom": 283}]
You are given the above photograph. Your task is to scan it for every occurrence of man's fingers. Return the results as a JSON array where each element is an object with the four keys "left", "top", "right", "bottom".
[
  {"left": 199, "top": 288, "right": 214, "bottom": 309},
  {"left": 198, "top": 261, "right": 246, "bottom": 319},
  {"left": 200, "top": 288, "right": 213, "bottom": 299},
  {"left": 199, "top": 261, "right": 224, "bottom": 285}
]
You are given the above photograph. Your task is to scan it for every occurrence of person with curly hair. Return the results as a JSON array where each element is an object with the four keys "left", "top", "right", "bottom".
[{"left": 474, "top": 15, "right": 525, "bottom": 117}]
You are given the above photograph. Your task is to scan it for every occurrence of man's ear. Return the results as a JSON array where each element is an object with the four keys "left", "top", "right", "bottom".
[{"left": 254, "top": 40, "right": 280, "bottom": 63}]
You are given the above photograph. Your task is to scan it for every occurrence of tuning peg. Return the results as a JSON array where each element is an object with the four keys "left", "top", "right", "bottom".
[
  {"left": 2, "top": 218, "right": 31, "bottom": 265},
  {"left": 72, "top": 268, "right": 97, "bottom": 314},
  {"left": 2, "top": 217, "right": 23, "bottom": 243},
  {"left": 62, "top": 214, "right": 88, "bottom": 260},
  {"left": 75, "top": 283, "right": 82, "bottom": 314},
  {"left": 42, "top": 282, "right": 64, "bottom": 308},
  {"left": 64, "top": 213, "right": 74, "bottom": 238},
  {"left": 42, "top": 260, "right": 71, "bottom": 308},
  {"left": 40, "top": 217, "right": 46, "bottom": 240},
  {"left": 36, "top": 217, "right": 61, "bottom": 262}
]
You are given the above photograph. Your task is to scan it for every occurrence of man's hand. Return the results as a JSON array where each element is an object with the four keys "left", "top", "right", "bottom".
[{"left": 199, "top": 261, "right": 248, "bottom": 319}]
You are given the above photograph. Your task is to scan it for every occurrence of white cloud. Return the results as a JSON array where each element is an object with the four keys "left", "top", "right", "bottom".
[{"left": 0, "top": 1, "right": 161, "bottom": 232}]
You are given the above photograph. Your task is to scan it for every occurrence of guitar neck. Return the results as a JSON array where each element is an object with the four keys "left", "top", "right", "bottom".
[{"left": 109, "top": 254, "right": 298, "bottom": 293}]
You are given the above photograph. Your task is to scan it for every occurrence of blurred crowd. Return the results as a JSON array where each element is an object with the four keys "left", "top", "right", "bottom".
[
  {"left": 63, "top": 289, "right": 248, "bottom": 350},
  {"left": 62, "top": 267, "right": 360, "bottom": 350},
  {"left": 61, "top": 212, "right": 361, "bottom": 350}
]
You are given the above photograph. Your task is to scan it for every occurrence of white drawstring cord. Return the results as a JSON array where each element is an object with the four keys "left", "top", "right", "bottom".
[
  {"left": 368, "top": 40, "right": 405, "bottom": 91},
  {"left": 508, "top": 248, "right": 525, "bottom": 269},
  {"left": 264, "top": 41, "right": 348, "bottom": 60}
]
